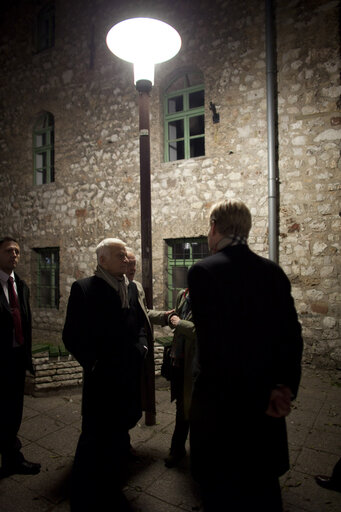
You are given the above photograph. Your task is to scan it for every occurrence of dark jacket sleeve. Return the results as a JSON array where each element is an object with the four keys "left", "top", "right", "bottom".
[
  {"left": 17, "top": 276, "right": 34, "bottom": 374},
  {"left": 62, "top": 281, "right": 97, "bottom": 370},
  {"left": 270, "top": 265, "right": 303, "bottom": 398}
]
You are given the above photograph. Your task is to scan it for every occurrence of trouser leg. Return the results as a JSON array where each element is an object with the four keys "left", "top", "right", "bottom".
[
  {"left": 331, "top": 457, "right": 341, "bottom": 482},
  {"left": 170, "top": 394, "right": 190, "bottom": 455},
  {"left": 70, "top": 427, "right": 131, "bottom": 512},
  {"left": 0, "top": 348, "right": 26, "bottom": 468},
  {"left": 200, "top": 473, "right": 283, "bottom": 512}
]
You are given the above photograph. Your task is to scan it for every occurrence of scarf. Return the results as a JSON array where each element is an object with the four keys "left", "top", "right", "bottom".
[{"left": 94, "top": 264, "right": 129, "bottom": 308}]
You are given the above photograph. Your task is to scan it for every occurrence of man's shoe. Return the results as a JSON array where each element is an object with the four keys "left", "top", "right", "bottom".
[
  {"left": 0, "top": 460, "right": 41, "bottom": 478},
  {"left": 164, "top": 450, "right": 186, "bottom": 468},
  {"left": 315, "top": 475, "right": 341, "bottom": 492}
]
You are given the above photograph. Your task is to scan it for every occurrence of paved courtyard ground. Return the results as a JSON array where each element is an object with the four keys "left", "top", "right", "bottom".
[{"left": 0, "top": 366, "right": 340, "bottom": 511}]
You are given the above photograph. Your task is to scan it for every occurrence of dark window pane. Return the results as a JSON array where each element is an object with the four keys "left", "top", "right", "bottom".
[
  {"left": 172, "top": 266, "right": 188, "bottom": 290},
  {"left": 37, "top": 5, "right": 55, "bottom": 52},
  {"left": 51, "top": 149, "right": 55, "bottom": 181},
  {"left": 189, "top": 90, "right": 204, "bottom": 109},
  {"left": 190, "top": 115, "right": 205, "bottom": 136},
  {"left": 168, "top": 95, "right": 183, "bottom": 114},
  {"left": 168, "top": 119, "right": 184, "bottom": 140},
  {"left": 40, "top": 269, "right": 51, "bottom": 286},
  {"left": 192, "top": 241, "right": 209, "bottom": 258},
  {"left": 190, "top": 137, "right": 205, "bottom": 157},
  {"left": 169, "top": 140, "right": 184, "bottom": 161},
  {"left": 172, "top": 242, "right": 191, "bottom": 259},
  {"left": 39, "top": 286, "right": 51, "bottom": 306}
]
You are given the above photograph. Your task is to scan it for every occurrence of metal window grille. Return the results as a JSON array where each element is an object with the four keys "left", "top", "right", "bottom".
[
  {"left": 35, "top": 247, "right": 59, "bottom": 308},
  {"left": 166, "top": 237, "right": 209, "bottom": 307}
]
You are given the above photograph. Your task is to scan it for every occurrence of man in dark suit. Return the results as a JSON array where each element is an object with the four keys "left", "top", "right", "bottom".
[
  {"left": 63, "top": 238, "right": 148, "bottom": 512},
  {"left": 187, "top": 200, "right": 303, "bottom": 512},
  {"left": 0, "top": 236, "right": 41, "bottom": 478}
]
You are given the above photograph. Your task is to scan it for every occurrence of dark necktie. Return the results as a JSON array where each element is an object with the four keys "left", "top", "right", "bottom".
[{"left": 8, "top": 276, "right": 24, "bottom": 345}]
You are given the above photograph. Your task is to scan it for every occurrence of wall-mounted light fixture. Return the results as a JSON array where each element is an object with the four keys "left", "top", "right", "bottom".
[{"left": 209, "top": 102, "right": 220, "bottom": 123}]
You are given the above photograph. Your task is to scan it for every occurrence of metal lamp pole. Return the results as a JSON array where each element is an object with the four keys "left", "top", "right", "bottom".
[
  {"left": 106, "top": 17, "right": 181, "bottom": 427},
  {"left": 136, "top": 79, "right": 154, "bottom": 425},
  {"left": 136, "top": 80, "right": 153, "bottom": 310}
]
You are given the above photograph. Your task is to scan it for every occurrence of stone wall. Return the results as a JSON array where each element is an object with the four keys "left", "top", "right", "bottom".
[
  {"left": 0, "top": 0, "right": 340, "bottom": 367},
  {"left": 26, "top": 342, "right": 166, "bottom": 395}
]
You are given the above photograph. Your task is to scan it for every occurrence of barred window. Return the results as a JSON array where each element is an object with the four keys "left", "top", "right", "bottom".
[
  {"left": 166, "top": 237, "right": 209, "bottom": 308},
  {"left": 33, "top": 247, "right": 59, "bottom": 308}
]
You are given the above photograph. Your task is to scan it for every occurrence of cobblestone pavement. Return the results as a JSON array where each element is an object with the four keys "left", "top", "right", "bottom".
[{"left": 0, "top": 366, "right": 340, "bottom": 511}]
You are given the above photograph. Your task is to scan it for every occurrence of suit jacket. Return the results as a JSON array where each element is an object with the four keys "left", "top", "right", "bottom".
[
  {"left": 169, "top": 289, "right": 196, "bottom": 417},
  {"left": 62, "top": 276, "right": 147, "bottom": 430},
  {"left": 0, "top": 272, "right": 33, "bottom": 374},
  {"left": 188, "top": 244, "right": 303, "bottom": 481}
]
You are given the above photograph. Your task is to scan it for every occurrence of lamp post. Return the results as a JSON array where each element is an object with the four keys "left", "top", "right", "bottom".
[{"left": 106, "top": 18, "right": 181, "bottom": 425}]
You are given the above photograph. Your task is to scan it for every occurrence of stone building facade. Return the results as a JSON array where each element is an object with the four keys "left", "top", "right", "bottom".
[{"left": 0, "top": 0, "right": 340, "bottom": 368}]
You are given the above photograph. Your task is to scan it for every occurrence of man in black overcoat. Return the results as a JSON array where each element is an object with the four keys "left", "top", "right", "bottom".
[
  {"left": 0, "top": 236, "right": 41, "bottom": 478},
  {"left": 187, "top": 200, "right": 303, "bottom": 512},
  {"left": 63, "top": 238, "right": 148, "bottom": 512}
]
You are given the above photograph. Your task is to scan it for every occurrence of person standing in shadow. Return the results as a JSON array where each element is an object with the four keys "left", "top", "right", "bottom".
[
  {"left": 188, "top": 200, "right": 303, "bottom": 512},
  {"left": 63, "top": 238, "right": 148, "bottom": 512},
  {"left": 0, "top": 236, "right": 41, "bottom": 479}
]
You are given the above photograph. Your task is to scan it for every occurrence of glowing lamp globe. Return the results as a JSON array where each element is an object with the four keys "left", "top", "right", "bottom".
[{"left": 106, "top": 17, "right": 182, "bottom": 88}]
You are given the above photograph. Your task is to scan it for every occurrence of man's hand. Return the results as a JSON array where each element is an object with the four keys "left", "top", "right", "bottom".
[
  {"left": 265, "top": 385, "right": 292, "bottom": 418},
  {"left": 169, "top": 314, "right": 180, "bottom": 327}
]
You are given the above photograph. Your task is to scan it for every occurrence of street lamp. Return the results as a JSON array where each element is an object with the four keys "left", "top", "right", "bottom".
[
  {"left": 106, "top": 17, "right": 181, "bottom": 425},
  {"left": 106, "top": 17, "right": 181, "bottom": 308}
]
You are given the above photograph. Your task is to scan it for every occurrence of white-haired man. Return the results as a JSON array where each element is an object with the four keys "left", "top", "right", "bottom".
[
  {"left": 188, "top": 200, "right": 303, "bottom": 512},
  {"left": 63, "top": 238, "right": 147, "bottom": 512}
]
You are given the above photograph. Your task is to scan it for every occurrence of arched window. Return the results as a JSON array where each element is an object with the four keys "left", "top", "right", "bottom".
[
  {"left": 164, "top": 70, "right": 205, "bottom": 162},
  {"left": 33, "top": 112, "right": 54, "bottom": 185}
]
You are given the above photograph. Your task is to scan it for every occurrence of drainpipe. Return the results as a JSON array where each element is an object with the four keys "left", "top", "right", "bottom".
[{"left": 265, "top": 0, "right": 279, "bottom": 263}]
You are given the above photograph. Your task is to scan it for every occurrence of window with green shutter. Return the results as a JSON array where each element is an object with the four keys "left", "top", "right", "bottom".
[
  {"left": 166, "top": 237, "right": 209, "bottom": 308},
  {"left": 33, "top": 112, "right": 54, "bottom": 185},
  {"left": 164, "top": 71, "right": 205, "bottom": 162}
]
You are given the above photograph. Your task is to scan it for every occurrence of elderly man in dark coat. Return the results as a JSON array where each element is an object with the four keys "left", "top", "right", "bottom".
[
  {"left": 188, "top": 200, "right": 303, "bottom": 512},
  {"left": 63, "top": 238, "right": 148, "bottom": 512}
]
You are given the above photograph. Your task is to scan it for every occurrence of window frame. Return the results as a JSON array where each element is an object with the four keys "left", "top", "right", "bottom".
[
  {"left": 164, "top": 83, "right": 205, "bottom": 162},
  {"left": 35, "top": 2, "right": 55, "bottom": 53},
  {"left": 33, "top": 247, "right": 60, "bottom": 309},
  {"left": 33, "top": 112, "right": 55, "bottom": 185},
  {"left": 166, "top": 237, "right": 209, "bottom": 308}
]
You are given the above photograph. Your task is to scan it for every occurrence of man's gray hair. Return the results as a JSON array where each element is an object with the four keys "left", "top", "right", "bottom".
[
  {"left": 210, "top": 199, "right": 252, "bottom": 238},
  {"left": 95, "top": 238, "right": 126, "bottom": 262}
]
